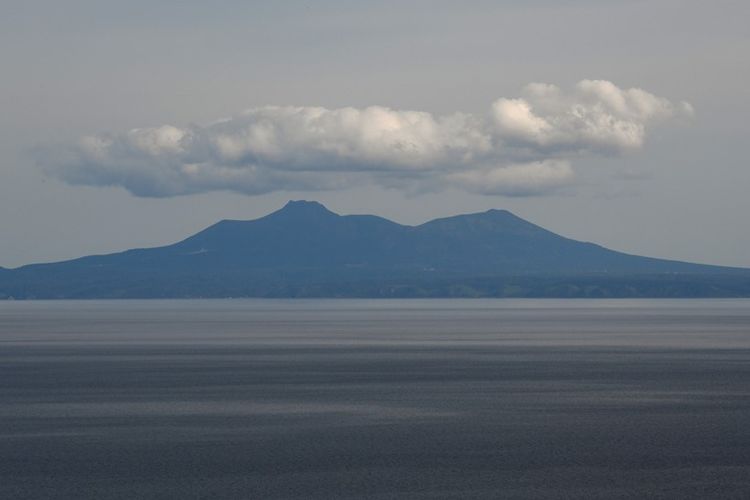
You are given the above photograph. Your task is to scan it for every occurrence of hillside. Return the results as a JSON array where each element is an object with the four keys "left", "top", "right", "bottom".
[{"left": 1, "top": 200, "right": 748, "bottom": 298}]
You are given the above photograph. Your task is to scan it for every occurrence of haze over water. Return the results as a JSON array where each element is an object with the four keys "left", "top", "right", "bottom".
[{"left": 2, "top": 299, "right": 750, "bottom": 499}]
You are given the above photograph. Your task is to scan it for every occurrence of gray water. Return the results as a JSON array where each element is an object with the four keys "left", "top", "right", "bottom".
[{"left": 2, "top": 299, "right": 750, "bottom": 499}]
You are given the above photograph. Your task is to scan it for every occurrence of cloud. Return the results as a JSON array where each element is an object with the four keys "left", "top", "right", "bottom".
[
  {"left": 492, "top": 80, "right": 690, "bottom": 153},
  {"left": 39, "top": 80, "right": 691, "bottom": 197}
]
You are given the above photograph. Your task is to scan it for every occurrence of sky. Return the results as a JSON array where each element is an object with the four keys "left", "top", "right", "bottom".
[{"left": 1, "top": 0, "right": 748, "bottom": 269}]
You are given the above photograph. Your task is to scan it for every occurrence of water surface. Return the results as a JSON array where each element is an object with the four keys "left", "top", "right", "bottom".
[{"left": 2, "top": 299, "right": 750, "bottom": 499}]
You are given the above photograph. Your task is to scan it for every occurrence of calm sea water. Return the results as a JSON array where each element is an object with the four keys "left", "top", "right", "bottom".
[{"left": 2, "top": 299, "right": 750, "bottom": 499}]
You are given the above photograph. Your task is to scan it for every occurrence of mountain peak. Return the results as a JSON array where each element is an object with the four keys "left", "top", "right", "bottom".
[
  {"left": 272, "top": 200, "right": 338, "bottom": 218},
  {"left": 283, "top": 199, "right": 329, "bottom": 210},
  {"left": 486, "top": 208, "right": 512, "bottom": 216}
]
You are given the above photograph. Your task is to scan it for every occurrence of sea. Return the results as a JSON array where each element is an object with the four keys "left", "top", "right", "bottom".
[{"left": 2, "top": 299, "right": 749, "bottom": 499}]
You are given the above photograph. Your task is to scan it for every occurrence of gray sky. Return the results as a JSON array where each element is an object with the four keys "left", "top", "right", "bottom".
[{"left": 1, "top": 0, "right": 748, "bottom": 269}]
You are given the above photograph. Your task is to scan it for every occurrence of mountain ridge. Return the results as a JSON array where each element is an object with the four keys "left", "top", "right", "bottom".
[{"left": 2, "top": 200, "right": 749, "bottom": 299}]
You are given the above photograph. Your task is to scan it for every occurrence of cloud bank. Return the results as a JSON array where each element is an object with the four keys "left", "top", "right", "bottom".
[{"left": 41, "top": 80, "right": 692, "bottom": 197}]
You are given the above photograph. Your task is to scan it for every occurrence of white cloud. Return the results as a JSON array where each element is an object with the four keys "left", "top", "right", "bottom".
[
  {"left": 492, "top": 99, "right": 551, "bottom": 144},
  {"left": 491, "top": 79, "right": 688, "bottom": 153},
  {"left": 40, "top": 80, "right": 691, "bottom": 197}
]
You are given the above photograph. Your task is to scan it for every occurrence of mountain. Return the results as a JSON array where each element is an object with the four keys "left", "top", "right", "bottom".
[{"left": 2, "top": 200, "right": 749, "bottom": 298}]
